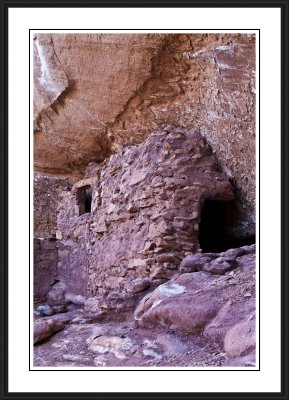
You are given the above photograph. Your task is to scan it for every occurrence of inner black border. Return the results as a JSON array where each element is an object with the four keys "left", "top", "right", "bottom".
[
  {"left": 29, "top": 28, "right": 260, "bottom": 373},
  {"left": 0, "top": 0, "right": 288, "bottom": 399}
]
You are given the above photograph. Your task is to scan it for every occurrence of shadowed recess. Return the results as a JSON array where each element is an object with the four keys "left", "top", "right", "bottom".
[{"left": 198, "top": 199, "right": 255, "bottom": 253}]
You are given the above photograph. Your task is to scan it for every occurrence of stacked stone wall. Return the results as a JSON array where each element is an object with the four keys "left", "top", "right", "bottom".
[
  {"left": 34, "top": 238, "right": 58, "bottom": 302},
  {"left": 57, "top": 129, "right": 234, "bottom": 297}
]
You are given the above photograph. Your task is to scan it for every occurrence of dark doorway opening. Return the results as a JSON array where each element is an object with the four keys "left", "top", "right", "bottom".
[
  {"left": 76, "top": 186, "right": 92, "bottom": 215},
  {"left": 198, "top": 199, "right": 255, "bottom": 253}
]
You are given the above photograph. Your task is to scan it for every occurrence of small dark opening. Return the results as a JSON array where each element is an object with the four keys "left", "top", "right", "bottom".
[
  {"left": 198, "top": 199, "right": 255, "bottom": 253},
  {"left": 85, "top": 188, "right": 92, "bottom": 213},
  {"left": 149, "top": 243, "right": 156, "bottom": 251},
  {"left": 76, "top": 186, "right": 92, "bottom": 215}
]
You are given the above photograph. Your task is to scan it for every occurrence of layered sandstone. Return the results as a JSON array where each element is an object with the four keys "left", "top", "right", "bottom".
[{"left": 33, "top": 34, "right": 164, "bottom": 176}]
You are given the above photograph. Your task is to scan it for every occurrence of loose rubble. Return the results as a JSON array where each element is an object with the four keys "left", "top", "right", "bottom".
[{"left": 34, "top": 245, "right": 256, "bottom": 367}]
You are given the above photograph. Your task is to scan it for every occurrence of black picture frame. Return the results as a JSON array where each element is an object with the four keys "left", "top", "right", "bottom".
[{"left": 1, "top": 0, "right": 288, "bottom": 399}]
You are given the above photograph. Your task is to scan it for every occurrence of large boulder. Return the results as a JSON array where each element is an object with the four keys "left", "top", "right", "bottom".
[
  {"left": 134, "top": 250, "right": 256, "bottom": 359},
  {"left": 224, "top": 318, "right": 256, "bottom": 359},
  {"left": 34, "top": 314, "right": 71, "bottom": 344},
  {"left": 134, "top": 272, "right": 222, "bottom": 333},
  {"left": 203, "top": 299, "right": 255, "bottom": 343}
]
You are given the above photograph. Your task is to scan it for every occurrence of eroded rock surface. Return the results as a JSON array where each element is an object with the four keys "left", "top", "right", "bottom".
[{"left": 34, "top": 34, "right": 165, "bottom": 176}]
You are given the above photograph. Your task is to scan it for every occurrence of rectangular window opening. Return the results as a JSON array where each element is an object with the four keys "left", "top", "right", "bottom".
[{"left": 76, "top": 186, "right": 92, "bottom": 215}]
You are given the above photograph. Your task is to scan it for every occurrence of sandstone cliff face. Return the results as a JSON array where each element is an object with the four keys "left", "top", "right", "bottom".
[
  {"left": 33, "top": 34, "right": 164, "bottom": 176},
  {"left": 34, "top": 33, "right": 256, "bottom": 235}
]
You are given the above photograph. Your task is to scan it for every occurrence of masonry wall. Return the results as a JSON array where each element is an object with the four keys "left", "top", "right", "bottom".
[
  {"left": 57, "top": 129, "right": 234, "bottom": 298},
  {"left": 34, "top": 238, "right": 58, "bottom": 302},
  {"left": 34, "top": 174, "right": 71, "bottom": 238}
]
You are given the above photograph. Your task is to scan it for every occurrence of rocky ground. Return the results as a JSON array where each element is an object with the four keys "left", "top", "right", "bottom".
[
  {"left": 34, "top": 245, "right": 256, "bottom": 368},
  {"left": 34, "top": 318, "right": 226, "bottom": 368}
]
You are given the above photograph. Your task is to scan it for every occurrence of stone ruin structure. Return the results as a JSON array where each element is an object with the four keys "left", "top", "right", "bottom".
[
  {"left": 33, "top": 128, "right": 235, "bottom": 309},
  {"left": 32, "top": 34, "right": 257, "bottom": 367}
]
